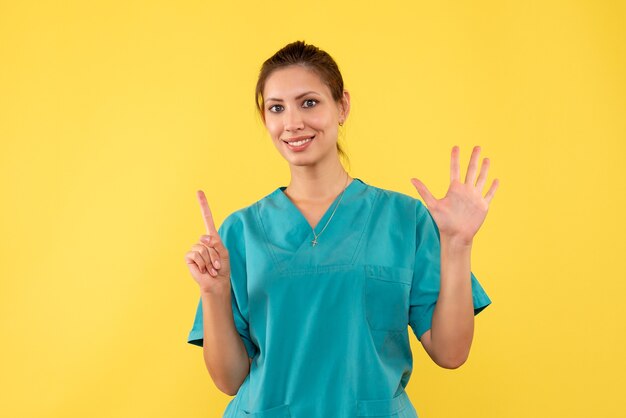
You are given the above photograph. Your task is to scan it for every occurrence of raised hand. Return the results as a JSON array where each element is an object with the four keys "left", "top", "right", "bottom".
[
  {"left": 184, "top": 190, "right": 231, "bottom": 294},
  {"left": 410, "top": 146, "right": 499, "bottom": 245}
]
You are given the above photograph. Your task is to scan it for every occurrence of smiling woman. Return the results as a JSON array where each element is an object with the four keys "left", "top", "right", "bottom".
[
  {"left": 185, "top": 40, "right": 496, "bottom": 418},
  {"left": 255, "top": 43, "right": 350, "bottom": 174},
  {"left": 260, "top": 65, "right": 348, "bottom": 172}
]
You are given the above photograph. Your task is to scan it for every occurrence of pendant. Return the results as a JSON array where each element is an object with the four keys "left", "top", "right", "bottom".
[{"left": 311, "top": 237, "right": 318, "bottom": 247}]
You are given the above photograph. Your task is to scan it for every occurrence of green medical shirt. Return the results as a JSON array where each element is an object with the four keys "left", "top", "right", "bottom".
[{"left": 188, "top": 178, "right": 491, "bottom": 417}]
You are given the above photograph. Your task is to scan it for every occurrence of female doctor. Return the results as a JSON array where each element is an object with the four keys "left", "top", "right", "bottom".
[{"left": 185, "top": 40, "right": 499, "bottom": 418}]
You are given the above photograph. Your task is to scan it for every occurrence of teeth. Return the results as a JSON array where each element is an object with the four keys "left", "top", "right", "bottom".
[{"left": 288, "top": 137, "right": 313, "bottom": 146}]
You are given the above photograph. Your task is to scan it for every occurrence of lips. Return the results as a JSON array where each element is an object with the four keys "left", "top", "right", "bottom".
[
  {"left": 283, "top": 135, "right": 315, "bottom": 151},
  {"left": 283, "top": 135, "right": 315, "bottom": 143}
]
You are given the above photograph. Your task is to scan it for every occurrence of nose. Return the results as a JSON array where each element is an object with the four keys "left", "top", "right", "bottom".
[{"left": 283, "top": 107, "right": 304, "bottom": 131}]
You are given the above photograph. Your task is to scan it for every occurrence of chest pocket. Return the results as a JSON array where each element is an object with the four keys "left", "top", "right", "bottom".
[
  {"left": 363, "top": 265, "right": 413, "bottom": 332},
  {"left": 239, "top": 404, "right": 291, "bottom": 418}
]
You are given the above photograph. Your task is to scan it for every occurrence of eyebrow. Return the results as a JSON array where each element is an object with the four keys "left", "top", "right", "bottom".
[{"left": 265, "top": 91, "right": 320, "bottom": 103}]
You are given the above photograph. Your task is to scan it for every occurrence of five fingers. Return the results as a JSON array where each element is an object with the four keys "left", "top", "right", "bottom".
[{"left": 419, "top": 145, "right": 499, "bottom": 204}]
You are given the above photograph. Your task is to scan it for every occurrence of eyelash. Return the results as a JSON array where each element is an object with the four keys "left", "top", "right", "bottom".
[{"left": 267, "top": 99, "right": 318, "bottom": 113}]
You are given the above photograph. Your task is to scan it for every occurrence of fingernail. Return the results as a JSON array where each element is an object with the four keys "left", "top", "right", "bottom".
[{"left": 214, "top": 260, "right": 220, "bottom": 269}]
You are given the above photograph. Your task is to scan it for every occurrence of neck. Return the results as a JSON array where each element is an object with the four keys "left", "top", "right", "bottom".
[{"left": 284, "top": 156, "right": 351, "bottom": 202}]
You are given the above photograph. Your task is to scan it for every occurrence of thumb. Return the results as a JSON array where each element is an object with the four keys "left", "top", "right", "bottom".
[
  {"left": 209, "top": 233, "right": 230, "bottom": 262},
  {"left": 410, "top": 178, "right": 437, "bottom": 209}
]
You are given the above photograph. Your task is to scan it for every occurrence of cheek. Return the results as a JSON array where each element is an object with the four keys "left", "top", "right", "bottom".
[
  {"left": 308, "top": 114, "right": 331, "bottom": 129},
  {"left": 265, "top": 121, "right": 281, "bottom": 137}
]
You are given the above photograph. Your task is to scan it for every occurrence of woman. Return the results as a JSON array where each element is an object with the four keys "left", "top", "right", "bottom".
[{"left": 185, "top": 40, "right": 499, "bottom": 417}]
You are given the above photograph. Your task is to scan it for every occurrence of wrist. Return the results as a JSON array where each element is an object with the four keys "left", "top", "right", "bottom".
[
  {"left": 200, "top": 283, "right": 231, "bottom": 299},
  {"left": 440, "top": 233, "right": 473, "bottom": 251}
]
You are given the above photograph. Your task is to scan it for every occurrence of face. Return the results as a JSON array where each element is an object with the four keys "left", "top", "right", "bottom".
[{"left": 262, "top": 65, "right": 349, "bottom": 168}]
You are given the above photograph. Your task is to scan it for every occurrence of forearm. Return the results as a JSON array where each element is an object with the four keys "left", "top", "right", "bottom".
[
  {"left": 201, "top": 289, "right": 250, "bottom": 396},
  {"left": 430, "top": 235, "right": 474, "bottom": 368}
]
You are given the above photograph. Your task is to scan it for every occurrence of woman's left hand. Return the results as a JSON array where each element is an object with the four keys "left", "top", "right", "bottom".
[{"left": 410, "top": 145, "right": 499, "bottom": 246}]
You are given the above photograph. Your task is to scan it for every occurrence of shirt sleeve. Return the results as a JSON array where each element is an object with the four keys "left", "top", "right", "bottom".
[
  {"left": 186, "top": 215, "right": 259, "bottom": 359},
  {"left": 408, "top": 200, "right": 492, "bottom": 342}
]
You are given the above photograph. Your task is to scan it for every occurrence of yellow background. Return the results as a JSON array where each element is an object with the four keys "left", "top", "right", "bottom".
[{"left": 1, "top": 1, "right": 624, "bottom": 417}]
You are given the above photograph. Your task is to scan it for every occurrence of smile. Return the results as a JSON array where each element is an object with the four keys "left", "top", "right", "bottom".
[
  {"left": 283, "top": 135, "right": 315, "bottom": 151},
  {"left": 285, "top": 137, "right": 313, "bottom": 146}
]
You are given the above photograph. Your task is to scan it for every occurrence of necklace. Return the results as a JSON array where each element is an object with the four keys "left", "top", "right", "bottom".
[{"left": 310, "top": 173, "right": 351, "bottom": 247}]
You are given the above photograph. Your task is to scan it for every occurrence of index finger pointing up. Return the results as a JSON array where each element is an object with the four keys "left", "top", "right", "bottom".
[{"left": 196, "top": 190, "right": 218, "bottom": 235}]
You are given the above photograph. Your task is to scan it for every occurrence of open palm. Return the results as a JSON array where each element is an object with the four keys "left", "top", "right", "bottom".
[{"left": 410, "top": 146, "right": 499, "bottom": 245}]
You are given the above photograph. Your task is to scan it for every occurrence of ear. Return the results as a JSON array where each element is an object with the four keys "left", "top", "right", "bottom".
[{"left": 340, "top": 90, "right": 351, "bottom": 121}]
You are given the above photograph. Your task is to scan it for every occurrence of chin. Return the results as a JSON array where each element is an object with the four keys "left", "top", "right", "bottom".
[
  {"left": 289, "top": 160, "right": 317, "bottom": 167},
  {"left": 283, "top": 154, "right": 315, "bottom": 166}
]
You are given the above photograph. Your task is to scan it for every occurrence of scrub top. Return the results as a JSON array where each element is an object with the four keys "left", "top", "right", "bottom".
[{"left": 187, "top": 177, "right": 491, "bottom": 418}]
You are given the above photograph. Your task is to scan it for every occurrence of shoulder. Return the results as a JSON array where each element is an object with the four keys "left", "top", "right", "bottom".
[
  {"left": 218, "top": 187, "right": 279, "bottom": 235},
  {"left": 364, "top": 182, "right": 440, "bottom": 247},
  {"left": 218, "top": 205, "right": 252, "bottom": 239},
  {"left": 365, "top": 182, "right": 426, "bottom": 218},
  {"left": 216, "top": 202, "right": 258, "bottom": 258}
]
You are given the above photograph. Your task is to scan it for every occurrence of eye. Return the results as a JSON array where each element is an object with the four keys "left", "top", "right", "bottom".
[
  {"left": 303, "top": 99, "right": 318, "bottom": 108},
  {"left": 267, "top": 99, "right": 318, "bottom": 113}
]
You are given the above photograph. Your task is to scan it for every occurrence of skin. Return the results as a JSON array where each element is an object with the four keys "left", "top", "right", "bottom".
[
  {"left": 261, "top": 64, "right": 353, "bottom": 221},
  {"left": 411, "top": 146, "right": 499, "bottom": 368},
  {"left": 189, "top": 64, "right": 500, "bottom": 370}
]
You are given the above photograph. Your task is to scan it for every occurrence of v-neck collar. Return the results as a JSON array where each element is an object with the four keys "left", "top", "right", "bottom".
[
  {"left": 276, "top": 177, "right": 365, "bottom": 233},
  {"left": 255, "top": 177, "right": 375, "bottom": 273}
]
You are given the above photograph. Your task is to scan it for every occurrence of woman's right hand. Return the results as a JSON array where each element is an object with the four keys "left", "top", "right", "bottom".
[{"left": 184, "top": 190, "right": 231, "bottom": 294}]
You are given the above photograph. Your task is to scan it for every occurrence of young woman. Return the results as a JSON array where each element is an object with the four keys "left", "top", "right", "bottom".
[{"left": 185, "top": 40, "right": 499, "bottom": 418}]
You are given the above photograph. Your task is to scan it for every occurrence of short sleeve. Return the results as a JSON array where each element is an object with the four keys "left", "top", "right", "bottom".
[
  {"left": 408, "top": 201, "right": 492, "bottom": 342},
  {"left": 186, "top": 215, "right": 259, "bottom": 359}
]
